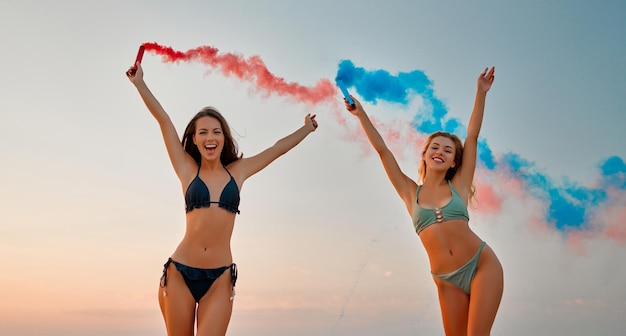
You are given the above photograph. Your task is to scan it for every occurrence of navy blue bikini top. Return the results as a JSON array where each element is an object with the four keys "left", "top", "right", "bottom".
[{"left": 184, "top": 165, "right": 240, "bottom": 214}]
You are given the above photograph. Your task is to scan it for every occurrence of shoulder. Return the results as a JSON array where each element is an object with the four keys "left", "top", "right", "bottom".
[{"left": 225, "top": 157, "right": 246, "bottom": 179}]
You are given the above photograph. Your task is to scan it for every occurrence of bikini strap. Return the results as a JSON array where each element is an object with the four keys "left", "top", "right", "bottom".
[
  {"left": 160, "top": 258, "right": 173, "bottom": 288},
  {"left": 447, "top": 180, "right": 460, "bottom": 196},
  {"left": 230, "top": 263, "right": 238, "bottom": 286},
  {"left": 223, "top": 165, "right": 234, "bottom": 179},
  {"left": 229, "top": 263, "right": 238, "bottom": 301}
]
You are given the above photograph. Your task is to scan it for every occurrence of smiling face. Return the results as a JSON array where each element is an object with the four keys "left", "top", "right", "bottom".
[
  {"left": 182, "top": 107, "right": 240, "bottom": 166},
  {"left": 193, "top": 116, "right": 224, "bottom": 161},
  {"left": 419, "top": 131, "right": 464, "bottom": 182},
  {"left": 424, "top": 136, "right": 457, "bottom": 172}
]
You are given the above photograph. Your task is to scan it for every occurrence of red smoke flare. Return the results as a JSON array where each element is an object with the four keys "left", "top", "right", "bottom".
[{"left": 142, "top": 42, "right": 336, "bottom": 105}]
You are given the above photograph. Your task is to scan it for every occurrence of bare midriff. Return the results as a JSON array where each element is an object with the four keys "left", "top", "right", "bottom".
[
  {"left": 170, "top": 206, "right": 236, "bottom": 268},
  {"left": 418, "top": 219, "right": 484, "bottom": 274}
]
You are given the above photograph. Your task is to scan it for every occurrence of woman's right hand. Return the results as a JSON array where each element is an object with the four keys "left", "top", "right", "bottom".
[
  {"left": 125, "top": 62, "right": 144, "bottom": 84},
  {"left": 477, "top": 66, "right": 495, "bottom": 93},
  {"left": 344, "top": 95, "right": 365, "bottom": 117}
]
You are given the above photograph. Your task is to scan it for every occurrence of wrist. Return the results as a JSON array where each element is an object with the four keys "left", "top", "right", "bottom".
[{"left": 133, "top": 80, "right": 147, "bottom": 89}]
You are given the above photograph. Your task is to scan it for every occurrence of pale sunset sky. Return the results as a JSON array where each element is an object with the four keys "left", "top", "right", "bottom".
[{"left": 1, "top": 1, "right": 625, "bottom": 335}]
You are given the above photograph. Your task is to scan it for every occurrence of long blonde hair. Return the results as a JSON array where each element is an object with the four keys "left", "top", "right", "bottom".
[{"left": 418, "top": 131, "right": 476, "bottom": 204}]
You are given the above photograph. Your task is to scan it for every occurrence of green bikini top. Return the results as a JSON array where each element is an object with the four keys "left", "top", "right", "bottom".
[{"left": 412, "top": 180, "right": 469, "bottom": 234}]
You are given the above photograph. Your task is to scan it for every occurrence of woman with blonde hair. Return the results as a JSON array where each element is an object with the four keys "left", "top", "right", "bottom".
[{"left": 344, "top": 67, "right": 503, "bottom": 335}]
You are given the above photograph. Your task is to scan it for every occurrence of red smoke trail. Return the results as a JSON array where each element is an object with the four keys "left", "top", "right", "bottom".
[
  {"left": 142, "top": 42, "right": 336, "bottom": 105},
  {"left": 139, "top": 42, "right": 502, "bottom": 223}
]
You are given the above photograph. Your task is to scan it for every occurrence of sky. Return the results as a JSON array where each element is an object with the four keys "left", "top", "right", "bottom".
[{"left": 1, "top": 1, "right": 625, "bottom": 335}]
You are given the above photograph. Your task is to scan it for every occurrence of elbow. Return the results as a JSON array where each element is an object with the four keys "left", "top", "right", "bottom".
[
  {"left": 375, "top": 145, "right": 391, "bottom": 156},
  {"left": 273, "top": 140, "right": 290, "bottom": 156},
  {"left": 465, "top": 127, "right": 480, "bottom": 140},
  {"left": 464, "top": 135, "right": 478, "bottom": 146}
]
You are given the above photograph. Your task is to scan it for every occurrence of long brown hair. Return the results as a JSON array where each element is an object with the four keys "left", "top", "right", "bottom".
[
  {"left": 418, "top": 131, "right": 476, "bottom": 203},
  {"left": 181, "top": 107, "right": 241, "bottom": 166}
]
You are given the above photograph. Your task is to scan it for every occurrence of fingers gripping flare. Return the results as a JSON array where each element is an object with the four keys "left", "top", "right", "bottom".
[
  {"left": 126, "top": 44, "right": 145, "bottom": 77},
  {"left": 307, "top": 113, "right": 319, "bottom": 130},
  {"left": 336, "top": 80, "right": 355, "bottom": 108}
]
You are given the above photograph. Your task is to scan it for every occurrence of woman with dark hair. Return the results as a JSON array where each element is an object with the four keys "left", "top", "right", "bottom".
[
  {"left": 343, "top": 67, "right": 503, "bottom": 335},
  {"left": 126, "top": 62, "right": 318, "bottom": 335}
]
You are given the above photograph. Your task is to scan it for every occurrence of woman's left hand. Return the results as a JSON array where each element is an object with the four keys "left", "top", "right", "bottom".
[
  {"left": 304, "top": 113, "right": 318, "bottom": 132},
  {"left": 477, "top": 66, "right": 495, "bottom": 93},
  {"left": 126, "top": 62, "right": 144, "bottom": 85}
]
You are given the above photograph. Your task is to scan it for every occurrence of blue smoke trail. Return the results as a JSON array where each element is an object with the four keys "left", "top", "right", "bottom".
[
  {"left": 501, "top": 152, "right": 611, "bottom": 230},
  {"left": 600, "top": 156, "right": 626, "bottom": 189},
  {"left": 336, "top": 60, "right": 626, "bottom": 232}
]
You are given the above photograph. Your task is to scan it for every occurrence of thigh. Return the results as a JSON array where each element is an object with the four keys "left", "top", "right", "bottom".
[
  {"left": 467, "top": 245, "right": 503, "bottom": 336},
  {"left": 158, "top": 263, "right": 197, "bottom": 336},
  {"left": 434, "top": 277, "right": 470, "bottom": 336},
  {"left": 196, "top": 269, "right": 234, "bottom": 336}
]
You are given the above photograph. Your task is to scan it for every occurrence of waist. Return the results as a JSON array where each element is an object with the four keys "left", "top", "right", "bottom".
[
  {"left": 174, "top": 214, "right": 235, "bottom": 267},
  {"left": 171, "top": 240, "right": 233, "bottom": 268},
  {"left": 417, "top": 221, "right": 483, "bottom": 273}
]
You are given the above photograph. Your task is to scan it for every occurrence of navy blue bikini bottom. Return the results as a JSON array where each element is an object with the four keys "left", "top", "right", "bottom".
[{"left": 160, "top": 258, "right": 238, "bottom": 302}]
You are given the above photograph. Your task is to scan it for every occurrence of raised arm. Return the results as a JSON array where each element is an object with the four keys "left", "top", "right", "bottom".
[
  {"left": 345, "top": 97, "right": 417, "bottom": 213},
  {"left": 126, "top": 62, "right": 196, "bottom": 182},
  {"left": 453, "top": 67, "right": 495, "bottom": 195},
  {"left": 234, "top": 114, "right": 318, "bottom": 181}
]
